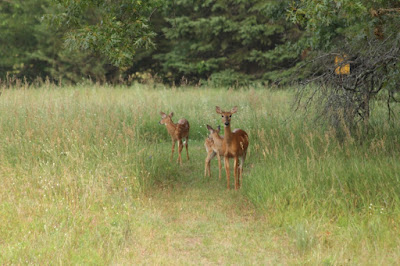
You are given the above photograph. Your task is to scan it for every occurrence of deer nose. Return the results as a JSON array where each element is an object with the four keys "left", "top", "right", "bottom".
[{"left": 224, "top": 122, "right": 229, "bottom": 126}]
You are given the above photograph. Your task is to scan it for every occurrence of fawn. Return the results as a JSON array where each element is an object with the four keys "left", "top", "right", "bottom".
[
  {"left": 204, "top": 125, "right": 224, "bottom": 179},
  {"left": 216, "top": 106, "right": 249, "bottom": 189},
  {"left": 159, "top": 111, "right": 190, "bottom": 164}
]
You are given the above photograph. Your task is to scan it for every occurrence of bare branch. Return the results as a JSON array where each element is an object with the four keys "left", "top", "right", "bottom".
[{"left": 294, "top": 32, "right": 400, "bottom": 135}]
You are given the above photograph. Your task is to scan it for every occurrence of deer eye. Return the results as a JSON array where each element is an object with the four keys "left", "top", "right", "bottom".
[
  {"left": 221, "top": 115, "right": 224, "bottom": 118},
  {"left": 229, "top": 115, "right": 232, "bottom": 117}
]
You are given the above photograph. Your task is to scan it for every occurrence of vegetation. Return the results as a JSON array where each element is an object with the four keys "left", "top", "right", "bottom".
[
  {"left": 49, "top": 0, "right": 160, "bottom": 67},
  {"left": 0, "top": 84, "right": 399, "bottom": 264},
  {"left": 290, "top": 0, "right": 400, "bottom": 130},
  {"left": 1, "top": 0, "right": 400, "bottom": 263},
  {"left": 2, "top": 1, "right": 399, "bottom": 90},
  {"left": 0, "top": 0, "right": 117, "bottom": 83},
  {"left": 153, "top": 0, "right": 298, "bottom": 85},
  {"left": 1, "top": 0, "right": 301, "bottom": 85}
]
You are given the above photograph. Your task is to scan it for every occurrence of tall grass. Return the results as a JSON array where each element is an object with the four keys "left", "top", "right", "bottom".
[
  {"left": 241, "top": 91, "right": 400, "bottom": 262},
  {"left": 0, "top": 85, "right": 149, "bottom": 263},
  {"left": 0, "top": 83, "right": 399, "bottom": 264}
]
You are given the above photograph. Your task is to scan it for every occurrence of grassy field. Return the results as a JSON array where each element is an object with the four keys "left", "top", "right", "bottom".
[{"left": 0, "top": 83, "right": 399, "bottom": 264}]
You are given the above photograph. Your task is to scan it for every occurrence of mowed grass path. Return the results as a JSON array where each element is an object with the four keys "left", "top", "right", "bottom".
[{"left": 117, "top": 158, "right": 288, "bottom": 264}]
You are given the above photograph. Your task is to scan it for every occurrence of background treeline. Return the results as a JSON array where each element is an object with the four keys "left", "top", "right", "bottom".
[
  {"left": 1, "top": 0, "right": 400, "bottom": 89},
  {"left": 0, "top": 0, "right": 301, "bottom": 86}
]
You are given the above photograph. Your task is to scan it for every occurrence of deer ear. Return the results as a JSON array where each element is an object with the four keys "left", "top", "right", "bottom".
[
  {"left": 160, "top": 111, "right": 167, "bottom": 118},
  {"left": 169, "top": 112, "right": 174, "bottom": 117},
  {"left": 206, "top": 124, "right": 214, "bottom": 132},
  {"left": 216, "top": 106, "right": 222, "bottom": 114},
  {"left": 231, "top": 106, "right": 238, "bottom": 114}
]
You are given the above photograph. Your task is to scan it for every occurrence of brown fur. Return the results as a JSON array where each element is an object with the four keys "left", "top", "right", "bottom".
[
  {"left": 159, "top": 111, "right": 190, "bottom": 164},
  {"left": 204, "top": 125, "right": 224, "bottom": 179},
  {"left": 216, "top": 106, "right": 249, "bottom": 189}
]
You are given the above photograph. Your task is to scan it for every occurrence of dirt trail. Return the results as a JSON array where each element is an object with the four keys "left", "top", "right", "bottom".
[{"left": 117, "top": 178, "right": 290, "bottom": 264}]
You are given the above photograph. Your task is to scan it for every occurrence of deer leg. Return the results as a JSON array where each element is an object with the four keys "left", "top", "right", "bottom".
[
  {"left": 170, "top": 140, "right": 176, "bottom": 161},
  {"left": 240, "top": 150, "right": 247, "bottom": 183},
  {"left": 206, "top": 151, "right": 216, "bottom": 177},
  {"left": 204, "top": 154, "right": 209, "bottom": 177},
  {"left": 185, "top": 136, "right": 189, "bottom": 160},
  {"left": 204, "top": 156, "right": 209, "bottom": 178},
  {"left": 224, "top": 156, "right": 230, "bottom": 189},
  {"left": 217, "top": 153, "right": 222, "bottom": 180},
  {"left": 234, "top": 157, "right": 239, "bottom": 189},
  {"left": 210, "top": 151, "right": 216, "bottom": 177},
  {"left": 178, "top": 139, "right": 183, "bottom": 164},
  {"left": 239, "top": 156, "right": 244, "bottom": 185},
  {"left": 239, "top": 152, "right": 246, "bottom": 185}
]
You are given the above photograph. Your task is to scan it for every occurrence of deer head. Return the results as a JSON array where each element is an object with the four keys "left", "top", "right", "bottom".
[
  {"left": 215, "top": 106, "right": 237, "bottom": 127},
  {"left": 159, "top": 111, "right": 174, "bottom": 125},
  {"left": 206, "top": 124, "right": 221, "bottom": 137}
]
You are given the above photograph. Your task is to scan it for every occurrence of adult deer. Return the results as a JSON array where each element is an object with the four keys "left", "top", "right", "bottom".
[
  {"left": 204, "top": 125, "right": 224, "bottom": 179},
  {"left": 159, "top": 111, "right": 190, "bottom": 164},
  {"left": 216, "top": 106, "right": 249, "bottom": 190}
]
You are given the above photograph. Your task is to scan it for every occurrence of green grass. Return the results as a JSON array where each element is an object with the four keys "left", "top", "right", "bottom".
[{"left": 0, "top": 84, "right": 399, "bottom": 264}]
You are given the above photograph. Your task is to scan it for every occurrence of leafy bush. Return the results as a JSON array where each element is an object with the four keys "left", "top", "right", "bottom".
[{"left": 207, "top": 70, "right": 251, "bottom": 88}]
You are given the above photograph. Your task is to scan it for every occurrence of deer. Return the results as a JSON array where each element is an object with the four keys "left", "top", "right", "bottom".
[
  {"left": 159, "top": 111, "right": 190, "bottom": 165},
  {"left": 204, "top": 125, "right": 224, "bottom": 179},
  {"left": 216, "top": 106, "right": 249, "bottom": 190}
]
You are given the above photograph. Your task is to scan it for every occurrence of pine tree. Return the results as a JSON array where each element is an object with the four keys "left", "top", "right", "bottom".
[{"left": 154, "top": 0, "right": 299, "bottom": 86}]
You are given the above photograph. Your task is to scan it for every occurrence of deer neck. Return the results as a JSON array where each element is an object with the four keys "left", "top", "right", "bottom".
[
  {"left": 165, "top": 121, "right": 177, "bottom": 136},
  {"left": 213, "top": 134, "right": 224, "bottom": 154},
  {"left": 211, "top": 133, "right": 223, "bottom": 146},
  {"left": 223, "top": 124, "right": 233, "bottom": 144},
  {"left": 215, "top": 134, "right": 224, "bottom": 143}
]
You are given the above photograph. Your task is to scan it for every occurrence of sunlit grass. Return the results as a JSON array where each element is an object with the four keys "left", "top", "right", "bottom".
[{"left": 0, "top": 83, "right": 399, "bottom": 264}]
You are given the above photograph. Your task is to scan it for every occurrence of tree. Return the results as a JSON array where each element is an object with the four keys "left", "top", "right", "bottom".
[
  {"left": 0, "top": 0, "right": 118, "bottom": 83},
  {"left": 39, "top": 1, "right": 120, "bottom": 83},
  {"left": 48, "top": 0, "right": 161, "bottom": 67},
  {"left": 0, "top": 0, "right": 45, "bottom": 79},
  {"left": 45, "top": 0, "right": 304, "bottom": 86},
  {"left": 289, "top": 0, "right": 400, "bottom": 133},
  {"left": 153, "top": 0, "right": 300, "bottom": 86}
]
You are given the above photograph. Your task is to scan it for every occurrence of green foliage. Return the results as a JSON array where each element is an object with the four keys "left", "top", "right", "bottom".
[
  {"left": 2, "top": 0, "right": 303, "bottom": 85},
  {"left": 0, "top": 0, "right": 118, "bottom": 83},
  {"left": 153, "top": 0, "right": 300, "bottom": 85},
  {"left": 206, "top": 69, "right": 250, "bottom": 88},
  {"left": 0, "top": 0, "right": 44, "bottom": 78},
  {"left": 289, "top": 0, "right": 400, "bottom": 128},
  {"left": 48, "top": 0, "right": 161, "bottom": 66},
  {"left": 289, "top": 0, "right": 400, "bottom": 51}
]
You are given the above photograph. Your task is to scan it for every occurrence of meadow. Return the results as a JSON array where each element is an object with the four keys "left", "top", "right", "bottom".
[{"left": 0, "top": 83, "right": 399, "bottom": 264}]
